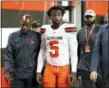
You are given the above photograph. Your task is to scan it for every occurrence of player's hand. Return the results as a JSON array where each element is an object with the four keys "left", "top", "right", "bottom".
[
  {"left": 70, "top": 72, "right": 77, "bottom": 85},
  {"left": 36, "top": 73, "right": 42, "bottom": 84},
  {"left": 5, "top": 72, "right": 13, "bottom": 84},
  {"left": 90, "top": 72, "right": 98, "bottom": 82}
]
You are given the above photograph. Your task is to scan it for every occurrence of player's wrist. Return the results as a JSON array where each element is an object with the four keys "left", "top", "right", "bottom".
[
  {"left": 36, "top": 68, "right": 42, "bottom": 73},
  {"left": 71, "top": 72, "right": 77, "bottom": 76},
  {"left": 36, "top": 72, "right": 41, "bottom": 74}
]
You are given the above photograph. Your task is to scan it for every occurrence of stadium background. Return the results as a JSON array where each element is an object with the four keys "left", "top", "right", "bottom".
[{"left": 1, "top": 1, "right": 109, "bottom": 87}]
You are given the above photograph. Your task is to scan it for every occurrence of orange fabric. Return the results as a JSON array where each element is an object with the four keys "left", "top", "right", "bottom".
[
  {"left": 2, "top": 1, "right": 52, "bottom": 11},
  {"left": 43, "top": 63, "right": 70, "bottom": 88},
  {"left": 1, "top": 67, "right": 11, "bottom": 88},
  {"left": 86, "top": 1, "right": 109, "bottom": 16}
]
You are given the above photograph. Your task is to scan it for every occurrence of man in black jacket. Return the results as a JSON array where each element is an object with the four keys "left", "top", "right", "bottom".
[{"left": 4, "top": 14, "right": 41, "bottom": 88}]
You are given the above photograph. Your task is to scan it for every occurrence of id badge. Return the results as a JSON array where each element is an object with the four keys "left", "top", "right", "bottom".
[{"left": 85, "top": 45, "right": 90, "bottom": 52}]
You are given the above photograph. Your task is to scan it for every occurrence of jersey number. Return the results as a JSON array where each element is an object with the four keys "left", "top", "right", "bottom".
[{"left": 49, "top": 40, "right": 59, "bottom": 58}]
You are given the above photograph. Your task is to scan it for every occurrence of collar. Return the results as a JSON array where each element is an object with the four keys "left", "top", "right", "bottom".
[{"left": 18, "top": 29, "right": 31, "bottom": 37}]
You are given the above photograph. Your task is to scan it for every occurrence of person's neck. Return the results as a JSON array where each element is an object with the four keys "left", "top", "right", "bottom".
[
  {"left": 87, "top": 24, "right": 95, "bottom": 29},
  {"left": 51, "top": 22, "right": 62, "bottom": 30},
  {"left": 20, "top": 29, "right": 30, "bottom": 34}
]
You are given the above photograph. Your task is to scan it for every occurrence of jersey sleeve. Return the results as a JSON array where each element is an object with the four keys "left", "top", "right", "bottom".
[
  {"left": 64, "top": 23, "right": 78, "bottom": 72},
  {"left": 68, "top": 33, "right": 78, "bottom": 72},
  {"left": 36, "top": 33, "right": 46, "bottom": 73}
]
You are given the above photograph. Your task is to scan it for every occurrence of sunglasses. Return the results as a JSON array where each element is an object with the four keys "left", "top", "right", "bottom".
[{"left": 85, "top": 15, "right": 93, "bottom": 18}]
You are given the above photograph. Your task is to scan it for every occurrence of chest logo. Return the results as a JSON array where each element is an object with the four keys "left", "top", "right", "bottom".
[{"left": 29, "top": 40, "right": 34, "bottom": 44}]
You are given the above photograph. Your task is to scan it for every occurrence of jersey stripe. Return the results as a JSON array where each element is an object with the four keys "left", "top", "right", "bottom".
[
  {"left": 40, "top": 28, "right": 46, "bottom": 33},
  {"left": 65, "top": 27, "right": 77, "bottom": 32}
]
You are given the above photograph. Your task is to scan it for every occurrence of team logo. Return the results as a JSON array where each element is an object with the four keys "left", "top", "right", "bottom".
[{"left": 29, "top": 40, "right": 34, "bottom": 44}]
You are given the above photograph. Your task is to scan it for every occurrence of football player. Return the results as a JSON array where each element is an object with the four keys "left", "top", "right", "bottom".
[{"left": 36, "top": 6, "right": 78, "bottom": 88}]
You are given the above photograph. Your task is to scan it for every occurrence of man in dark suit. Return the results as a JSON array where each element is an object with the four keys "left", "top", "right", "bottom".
[{"left": 90, "top": 23, "right": 109, "bottom": 88}]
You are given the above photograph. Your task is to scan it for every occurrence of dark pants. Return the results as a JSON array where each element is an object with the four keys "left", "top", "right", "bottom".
[
  {"left": 78, "top": 70, "right": 95, "bottom": 88},
  {"left": 11, "top": 66, "right": 45, "bottom": 88},
  {"left": 11, "top": 77, "right": 33, "bottom": 88},
  {"left": 11, "top": 69, "right": 43, "bottom": 88},
  {"left": 11, "top": 76, "right": 43, "bottom": 88},
  {"left": 96, "top": 73, "right": 109, "bottom": 88}
]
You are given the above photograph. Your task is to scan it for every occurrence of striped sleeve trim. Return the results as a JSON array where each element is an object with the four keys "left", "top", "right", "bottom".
[
  {"left": 65, "top": 27, "right": 77, "bottom": 32},
  {"left": 40, "top": 28, "right": 46, "bottom": 33}
]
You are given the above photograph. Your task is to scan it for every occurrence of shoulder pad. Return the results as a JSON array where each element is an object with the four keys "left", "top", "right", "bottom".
[
  {"left": 41, "top": 24, "right": 50, "bottom": 28},
  {"left": 40, "top": 24, "right": 49, "bottom": 33},
  {"left": 40, "top": 28, "right": 46, "bottom": 33},
  {"left": 65, "top": 27, "right": 77, "bottom": 32}
]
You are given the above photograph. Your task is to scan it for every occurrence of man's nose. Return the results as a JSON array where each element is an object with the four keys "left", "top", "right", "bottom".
[
  {"left": 23, "top": 25, "right": 27, "bottom": 29},
  {"left": 55, "top": 15, "right": 59, "bottom": 19}
]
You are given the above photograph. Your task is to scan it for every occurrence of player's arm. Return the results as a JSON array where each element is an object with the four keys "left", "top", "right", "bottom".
[
  {"left": 65, "top": 26, "right": 78, "bottom": 72},
  {"left": 66, "top": 27, "right": 78, "bottom": 84},
  {"left": 69, "top": 33, "right": 78, "bottom": 84},
  {"left": 36, "top": 33, "right": 46, "bottom": 84},
  {"left": 68, "top": 33, "right": 78, "bottom": 72},
  {"left": 37, "top": 34, "right": 46, "bottom": 73}
]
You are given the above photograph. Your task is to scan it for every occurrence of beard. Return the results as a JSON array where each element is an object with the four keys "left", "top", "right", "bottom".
[
  {"left": 85, "top": 20, "right": 95, "bottom": 26},
  {"left": 21, "top": 27, "right": 30, "bottom": 34}
]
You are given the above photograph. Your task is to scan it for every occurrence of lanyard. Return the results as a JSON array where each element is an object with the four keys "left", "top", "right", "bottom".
[{"left": 85, "top": 25, "right": 95, "bottom": 43}]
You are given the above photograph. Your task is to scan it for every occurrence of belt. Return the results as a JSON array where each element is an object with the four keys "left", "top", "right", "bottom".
[{"left": 47, "top": 63, "right": 69, "bottom": 68}]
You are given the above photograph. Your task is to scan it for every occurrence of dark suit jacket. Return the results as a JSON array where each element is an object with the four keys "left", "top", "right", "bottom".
[{"left": 91, "top": 24, "right": 109, "bottom": 77}]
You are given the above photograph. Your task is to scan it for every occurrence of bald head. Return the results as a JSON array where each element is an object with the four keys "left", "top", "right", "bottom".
[
  {"left": 20, "top": 14, "right": 32, "bottom": 33},
  {"left": 21, "top": 14, "right": 32, "bottom": 23}
]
